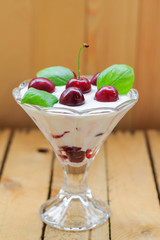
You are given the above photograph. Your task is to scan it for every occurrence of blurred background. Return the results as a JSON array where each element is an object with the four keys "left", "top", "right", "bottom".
[{"left": 0, "top": 0, "right": 160, "bottom": 130}]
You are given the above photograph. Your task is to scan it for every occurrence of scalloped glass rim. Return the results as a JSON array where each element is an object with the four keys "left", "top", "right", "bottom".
[{"left": 12, "top": 80, "right": 139, "bottom": 115}]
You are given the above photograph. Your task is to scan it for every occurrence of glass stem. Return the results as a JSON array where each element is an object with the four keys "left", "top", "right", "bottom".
[{"left": 62, "top": 163, "right": 90, "bottom": 194}]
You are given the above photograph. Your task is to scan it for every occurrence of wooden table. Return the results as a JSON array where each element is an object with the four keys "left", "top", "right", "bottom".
[{"left": 0, "top": 129, "right": 160, "bottom": 240}]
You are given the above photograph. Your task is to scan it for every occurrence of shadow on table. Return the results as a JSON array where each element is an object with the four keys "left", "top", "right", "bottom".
[{"left": 44, "top": 222, "right": 109, "bottom": 240}]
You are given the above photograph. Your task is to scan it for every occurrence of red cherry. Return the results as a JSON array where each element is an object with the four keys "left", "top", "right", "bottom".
[
  {"left": 95, "top": 86, "right": 118, "bottom": 102},
  {"left": 59, "top": 87, "right": 85, "bottom": 106},
  {"left": 28, "top": 77, "right": 55, "bottom": 93},
  {"left": 59, "top": 146, "right": 85, "bottom": 163},
  {"left": 66, "top": 77, "right": 91, "bottom": 93},
  {"left": 86, "top": 149, "right": 95, "bottom": 159},
  {"left": 90, "top": 72, "right": 100, "bottom": 86}
]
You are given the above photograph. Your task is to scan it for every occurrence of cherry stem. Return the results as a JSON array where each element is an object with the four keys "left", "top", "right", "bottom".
[{"left": 78, "top": 43, "right": 89, "bottom": 79}]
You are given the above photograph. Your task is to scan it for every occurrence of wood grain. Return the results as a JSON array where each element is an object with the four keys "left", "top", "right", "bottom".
[
  {"left": 0, "top": 129, "right": 53, "bottom": 240},
  {"left": 0, "top": 0, "right": 33, "bottom": 128},
  {"left": 135, "top": 0, "right": 160, "bottom": 129},
  {"left": 86, "top": 0, "right": 139, "bottom": 72},
  {"left": 1, "top": 129, "right": 160, "bottom": 239},
  {"left": 1, "top": 0, "right": 160, "bottom": 130},
  {"left": 147, "top": 130, "right": 160, "bottom": 194},
  {"left": 0, "top": 129, "right": 11, "bottom": 170},
  {"left": 0, "top": 0, "right": 86, "bottom": 128},
  {"left": 44, "top": 146, "right": 109, "bottom": 240},
  {"left": 106, "top": 131, "right": 160, "bottom": 239},
  {"left": 32, "top": 0, "right": 86, "bottom": 75},
  {"left": 86, "top": 0, "right": 140, "bottom": 130}
]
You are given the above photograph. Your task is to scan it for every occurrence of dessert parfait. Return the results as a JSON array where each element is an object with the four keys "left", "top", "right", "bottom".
[{"left": 13, "top": 44, "right": 138, "bottom": 231}]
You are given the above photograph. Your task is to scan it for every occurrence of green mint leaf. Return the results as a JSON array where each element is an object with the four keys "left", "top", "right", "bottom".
[
  {"left": 36, "top": 66, "right": 74, "bottom": 86},
  {"left": 97, "top": 64, "right": 134, "bottom": 94},
  {"left": 21, "top": 88, "right": 58, "bottom": 107}
]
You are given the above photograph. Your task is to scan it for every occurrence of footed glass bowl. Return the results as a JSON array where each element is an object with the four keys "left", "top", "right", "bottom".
[{"left": 13, "top": 81, "right": 138, "bottom": 231}]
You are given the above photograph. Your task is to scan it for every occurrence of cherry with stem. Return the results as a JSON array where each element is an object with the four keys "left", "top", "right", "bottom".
[{"left": 66, "top": 43, "right": 91, "bottom": 94}]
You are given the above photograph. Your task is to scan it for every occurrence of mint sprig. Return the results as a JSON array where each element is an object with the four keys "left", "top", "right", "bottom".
[
  {"left": 37, "top": 66, "right": 74, "bottom": 86},
  {"left": 21, "top": 88, "right": 58, "bottom": 107},
  {"left": 97, "top": 64, "right": 134, "bottom": 94}
]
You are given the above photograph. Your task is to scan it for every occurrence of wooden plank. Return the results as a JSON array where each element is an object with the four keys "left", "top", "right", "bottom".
[
  {"left": 0, "top": 129, "right": 53, "bottom": 240},
  {"left": 0, "top": 0, "right": 86, "bottom": 128},
  {"left": 135, "top": 0, "right": 160, "bottom": 129},
  {"left": 86, "top": 0, "right": 140, "bottom": 71},
  {"left": 0, "top": 0, "right": 33, "bottom": 128},
  {"left": 0, "top": 129, "right": 11, "bottom": 170},
  {"left": 32, "top": 0, "right": 86, "bottom": 76},
  {"left": 106, "top": 131, "right": 160, "bottom": 239},
  {"left": 147, "top": 130, "right": 160, "bottom": 194},
  {"left": 89, "top": 147, "right": 109, "bottom": 240},
  {"left": 44, "top": 146, "right": 109, "bottom": 239},
  {"left": 86, "top": 0, "right": 140, "bottom": 130}
]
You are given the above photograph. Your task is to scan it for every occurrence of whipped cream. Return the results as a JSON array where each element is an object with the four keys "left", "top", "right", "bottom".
[{"left": 20, "top": 83, "right": 133, "bottom": 112}]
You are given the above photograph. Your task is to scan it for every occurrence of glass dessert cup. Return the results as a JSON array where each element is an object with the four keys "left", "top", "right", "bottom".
[{"left": 13, "top": 81, "right": 138, "bottom": 231}]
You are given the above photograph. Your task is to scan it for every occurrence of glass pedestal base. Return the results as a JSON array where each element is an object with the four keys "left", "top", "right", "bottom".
[{"left": 40, "top": 189, "right": 110, "bottom": 231}]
